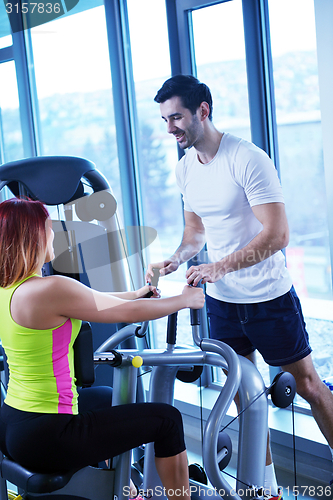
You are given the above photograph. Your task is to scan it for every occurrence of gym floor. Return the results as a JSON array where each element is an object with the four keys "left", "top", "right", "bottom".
[{"left": 186, "top": 436, "right": 332, "bottom": 500}]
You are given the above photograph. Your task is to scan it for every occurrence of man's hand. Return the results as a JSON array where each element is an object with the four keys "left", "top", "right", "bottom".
[
  {"left": 145, "top": 259, "right": 180, "bottom": 283},
  {"left": 146, "top": 211, "right": 206, "bottom": 285},
  {"left": 186, "top": 262, "right": 226, "bottom": 286}
]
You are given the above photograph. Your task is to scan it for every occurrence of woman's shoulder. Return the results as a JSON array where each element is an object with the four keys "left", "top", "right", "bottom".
[
  {"left": 40, "top": 274, "right": 76, "bottom": 286},
  {"left": 17, "top": 274, "right": 80, "bottom": 299},
  {"left": 42, "top": 274, "right": 86, "bottom": 295},
  {"left": 11, "top": 275, "right": 80, "bottom": 329}
]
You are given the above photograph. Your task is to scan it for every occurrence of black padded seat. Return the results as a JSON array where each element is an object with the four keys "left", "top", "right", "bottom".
[{"left": 0, "top": 457, "right": 76, "bottom": 494}]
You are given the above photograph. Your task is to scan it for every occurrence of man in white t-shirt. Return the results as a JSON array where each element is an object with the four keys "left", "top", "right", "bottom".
[{"left": 146, "top": 75, "right": 333, "bottom": 494}]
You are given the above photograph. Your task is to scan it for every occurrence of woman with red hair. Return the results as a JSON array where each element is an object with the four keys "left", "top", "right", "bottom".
[{"left": 0, "top": 198, "right": 205, "bottom": 500}]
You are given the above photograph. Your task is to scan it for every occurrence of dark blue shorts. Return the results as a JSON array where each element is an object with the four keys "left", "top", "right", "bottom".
[{"left": 206, "top": 286, "right": 312, "bottom": 367}]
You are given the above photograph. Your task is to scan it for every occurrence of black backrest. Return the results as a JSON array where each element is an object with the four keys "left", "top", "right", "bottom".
[{"left": 0, "top": 156, "right": 109, "bottom": 205}]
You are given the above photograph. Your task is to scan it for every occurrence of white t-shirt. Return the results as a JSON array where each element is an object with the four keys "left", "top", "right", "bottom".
[{"left": 175, "top": 133, "right": 292, "bottom": 303}]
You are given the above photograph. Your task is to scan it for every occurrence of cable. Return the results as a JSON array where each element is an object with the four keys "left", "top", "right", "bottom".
[
  {"left": 292, "top": 401, "right": 298, "bottom": 498},
  {"left": 194, "top": 385, "right": 269, "bottom": 492},
  {"left": 216, "top": 388, "right": 268, "bottom": 492},
  {"left": 218, "top": 386, "right": 299, "bottom": 497},
  {"left": 199, "top": 374, "right": 204, "bottom": 458},
  {"left": 137, "top": 369, "right": 152, "bottom": 378},
  {"left": 220, "top": 388, "right": 267, "bottom": 433},
  {"left": 222, "top": 469, "right": 253, "bottom": 490},
  {"left": 187, "top": 356, "right": 268, "bottom": 490}
]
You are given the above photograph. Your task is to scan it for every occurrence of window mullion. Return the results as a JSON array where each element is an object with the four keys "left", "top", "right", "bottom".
[
  {"left": 12, "top": 25, "right": 41, "bottom": 158},
  {"left": 104, "top": 0, "right": 145, "bottom": 289}
]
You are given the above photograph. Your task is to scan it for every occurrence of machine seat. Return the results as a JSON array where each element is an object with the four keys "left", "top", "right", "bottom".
[{"left": 0, "top": 456, "right": 76, "bottom": 494}]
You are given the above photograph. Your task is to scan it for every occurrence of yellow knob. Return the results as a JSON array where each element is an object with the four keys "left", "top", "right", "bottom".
[{"left": 132, "top": 356, "right": 143, "bottom": 368}]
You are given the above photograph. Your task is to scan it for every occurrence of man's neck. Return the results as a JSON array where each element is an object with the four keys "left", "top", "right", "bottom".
[{"left": 195, "top": 127, "right": 224, "bottom": 164}]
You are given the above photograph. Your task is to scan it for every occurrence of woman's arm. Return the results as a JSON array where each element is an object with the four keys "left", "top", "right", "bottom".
[{"left": 35, "top": 275, "right": 205, "bottom": 326}]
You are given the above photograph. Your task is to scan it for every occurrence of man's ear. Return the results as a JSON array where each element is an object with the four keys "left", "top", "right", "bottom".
[{"left": 199, "top": 101, "right": 210, "bottom": 121}]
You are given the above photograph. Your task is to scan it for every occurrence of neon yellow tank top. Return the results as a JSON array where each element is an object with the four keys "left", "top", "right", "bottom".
[{"left": 0, "top": 276, "right": 82, "bottom": 414}]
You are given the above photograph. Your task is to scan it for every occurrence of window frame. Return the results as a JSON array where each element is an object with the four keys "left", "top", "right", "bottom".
[
  {"left": 165, "top": 0, "right": 282, "bottom": 384},
  {"left": 164, "top": 0, "right": 333, "bottom": 397}
]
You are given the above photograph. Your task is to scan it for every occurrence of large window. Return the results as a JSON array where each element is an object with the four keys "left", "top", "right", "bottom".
[
  {"left": 0, "top": 61, "right": 24, "bottom": 162},
  {"left": 30, "top": 4, "right": 123, "bottom": 218},
  {"left": 127, "top": 0, "right": 190, "bottom": 347},
  {"left": 269, "top": 0, "right": 333, "bottom": 395},
  {"left": 192, "top": 0, "right": 251, "bottom": 141},
  {"left": 269, "top": 0, "right": 331, "bottom": 302}
]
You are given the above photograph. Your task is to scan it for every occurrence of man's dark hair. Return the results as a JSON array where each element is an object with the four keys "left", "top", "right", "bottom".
[{"left": 154, "top": 75, "right": 213, "bottom": 121}]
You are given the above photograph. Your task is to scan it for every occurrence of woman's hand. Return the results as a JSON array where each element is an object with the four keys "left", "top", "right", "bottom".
[
  {"left": 135, "top": 284, "right": 161, "bottom": 299},
  {"left": 181, "top": 285, "right": 205, "bottom": 310}
]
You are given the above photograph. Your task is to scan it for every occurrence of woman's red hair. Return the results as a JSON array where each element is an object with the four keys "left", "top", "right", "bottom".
[{"left": 0, "top": 198, "right": 49, "bottom": 288}]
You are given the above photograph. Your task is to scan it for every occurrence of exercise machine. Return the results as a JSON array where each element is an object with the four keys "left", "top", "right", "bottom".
[
  {"left": 0, "top": 156, "right": 296, "bottom": 500},
  {"left": 95, "top": 308, "right": 296, "bottom": 500}
]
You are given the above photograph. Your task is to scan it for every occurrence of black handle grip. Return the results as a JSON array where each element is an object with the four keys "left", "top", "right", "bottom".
[
  {"left": 190, "top": 308, "right": 200, "bottom": 326},
  {"left": 167, "top": 312, "right": 178, "bottom": 345}
]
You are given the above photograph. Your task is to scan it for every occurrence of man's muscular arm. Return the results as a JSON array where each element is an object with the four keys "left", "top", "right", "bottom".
[{"left": 186, "top": 202, "right": 289, "bottom": 286}]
